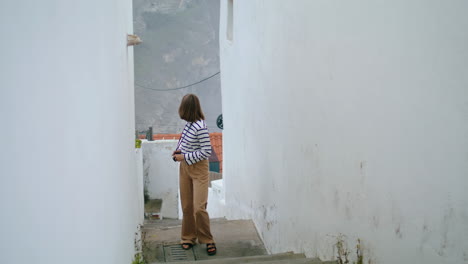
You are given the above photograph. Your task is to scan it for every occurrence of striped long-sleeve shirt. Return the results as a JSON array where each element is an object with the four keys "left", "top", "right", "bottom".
[{"left": 177, "top": 120, "right": 212, "bottom": 165}]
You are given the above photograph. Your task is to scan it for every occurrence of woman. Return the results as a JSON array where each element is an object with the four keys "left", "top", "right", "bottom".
[{"left": 172, "top": 94, "right": 217, "bottom": 256}]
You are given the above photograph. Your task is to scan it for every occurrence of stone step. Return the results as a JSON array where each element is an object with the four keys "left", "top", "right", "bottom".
[
  {"left": 143, "top": 218, "right": 336, "bottom": 264},
  {"left": 245, "top": 258, "right": 331, "bottom": 264},
  {"left": 153, "top": 252, "right": 309, "bottom": 264}
]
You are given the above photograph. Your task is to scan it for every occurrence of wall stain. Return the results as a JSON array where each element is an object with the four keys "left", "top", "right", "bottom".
[
  {"left": 419, "top": 220, "right": 431, "bottom": 252},
  {"left": 438, "top": 195, "right": 455, "bottom": 257},
  {"left": 266, "top": 221, "right": 275, "bottom": 231},
  {"left": 372, "top": 215, "right": 379, "bottom": 229},
  {"left": 345, "top": 205, "right": 352, "bottom": 220},
  {"left": 360, "top": 161, "right": 366, "bottom": 170},
  {"left": 359, "top": 161, "right": 367, "bottom": 185},
  {"left": 395, "top": 223, "right": 403, "bottom": 239},
  {"left": 333, "top": 189, "right": 340, "bottom": 210},
  {"left": 260, "top": 204, "right": 278, "bottom": 231},
  {"left": 344, "top": 192, "right": 353, "bottom": 220}
]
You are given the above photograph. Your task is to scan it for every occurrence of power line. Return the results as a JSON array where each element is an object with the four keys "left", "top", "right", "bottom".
[{"left": 135, "top": 71, "right": 220, "bottom": 91}]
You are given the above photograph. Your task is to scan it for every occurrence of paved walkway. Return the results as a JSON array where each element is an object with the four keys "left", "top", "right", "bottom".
[
  {"left": 142, "top": 218, "right": 267, "bottom": 262},
  {"left": 142, "top": 218, "right": 337, "bottom": 264}
]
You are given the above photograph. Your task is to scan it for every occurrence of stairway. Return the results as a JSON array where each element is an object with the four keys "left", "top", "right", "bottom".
[
  {"left": 164, "top": 252, "right": 330, "bottom": 264},
  {"left": 142, "top": 218, "right": 335, "bottom": 264}
]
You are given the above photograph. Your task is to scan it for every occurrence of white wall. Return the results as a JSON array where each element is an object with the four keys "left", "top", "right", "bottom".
[
  {"left": 136, "top": 148, "right": 145, "bottom": 225},
  {"left": 220, "top": 1, "right": 468, "bottom": 263},
  {"left": 207, "top": 179, "right": 226, "bottom": 219},
  {"left": 0, "top": 1, "right": 143, "bottom": 264},
  {"left": 141, "top": 140, "right": 224, "bottom": 220},
  {"left": 142, "top": 140, "right": 179, "bottom": 219}
]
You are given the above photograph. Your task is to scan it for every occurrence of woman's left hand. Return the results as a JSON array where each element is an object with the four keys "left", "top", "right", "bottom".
[{"left": 172, "top": 154, "right": 184, "bottom": 162}]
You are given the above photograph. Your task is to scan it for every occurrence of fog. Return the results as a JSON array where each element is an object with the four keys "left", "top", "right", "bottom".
[{"left": 133, "top": 0, "right": 222, "bottom": 134}]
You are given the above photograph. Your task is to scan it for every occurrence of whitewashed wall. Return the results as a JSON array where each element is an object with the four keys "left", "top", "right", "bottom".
[
  {"left": 0, "top": 1, "right": 143, "bottom": 264},
  {"left": 141, "top": 140, "right": 223, "bottom": 220},
  {"left": 220, "top": 1, "right": 468, "bottom": 263},
  {"left": 136, "top": 148, "right": 145, "bottom": 225},
  {"left": 142, "top": 140, "right": 179, "bottom": 219}
]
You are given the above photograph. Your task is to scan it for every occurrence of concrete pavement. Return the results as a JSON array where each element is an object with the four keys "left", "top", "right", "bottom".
[{"left": 142, "top": 218, "right": 336, "bottom": 263}]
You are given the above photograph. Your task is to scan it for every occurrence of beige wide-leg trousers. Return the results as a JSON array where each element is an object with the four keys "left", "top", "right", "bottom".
[{"left": 179, "top": 159, "right": 215, "bottom": 244}]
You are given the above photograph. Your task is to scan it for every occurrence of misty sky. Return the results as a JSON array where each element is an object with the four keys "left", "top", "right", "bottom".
[{"left": 133, "top": 0, "right": 222, "bottom": 134}]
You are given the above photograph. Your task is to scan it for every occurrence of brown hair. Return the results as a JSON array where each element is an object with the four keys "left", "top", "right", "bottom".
[{"left": 178, "top": 94, "right": 205, "bottom": 122}]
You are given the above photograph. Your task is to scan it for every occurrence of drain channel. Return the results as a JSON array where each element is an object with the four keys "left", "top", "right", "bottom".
[{"left": 164, "top": 244, "right": 195, "bottom": 262}]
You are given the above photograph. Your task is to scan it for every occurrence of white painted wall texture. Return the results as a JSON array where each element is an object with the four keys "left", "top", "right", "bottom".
[
  {"left": 142, "top": 140, "right": 179, "bottom": 219},
  {"left": 0, "top": 1, "right": 143, "bottom": 264},
  {"left": 141, "top": 141, "right": 223, "bottom": 220},
  {"left": 136, "top": 148, "right": 145, "bottom": 225},
  {"left": 220, "top": 1, "right": 468, "bottom": 263}
]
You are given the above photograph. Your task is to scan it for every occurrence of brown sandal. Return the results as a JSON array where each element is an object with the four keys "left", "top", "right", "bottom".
[{"left": 207, "top": 243, "right": 217, "bottom": 255}]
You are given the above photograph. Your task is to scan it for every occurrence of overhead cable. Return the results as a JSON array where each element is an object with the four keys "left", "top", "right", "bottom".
[{"left": 135, "top": 71, "right": 220, "bottom": 91}]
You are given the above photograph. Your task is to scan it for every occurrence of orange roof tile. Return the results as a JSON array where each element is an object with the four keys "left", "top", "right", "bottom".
[
  {"left": 138, "top": 134, "right": 181, "bottom": 140},
  {"left": 153, "top": 134, "right": 181, "bottom": 140}
]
